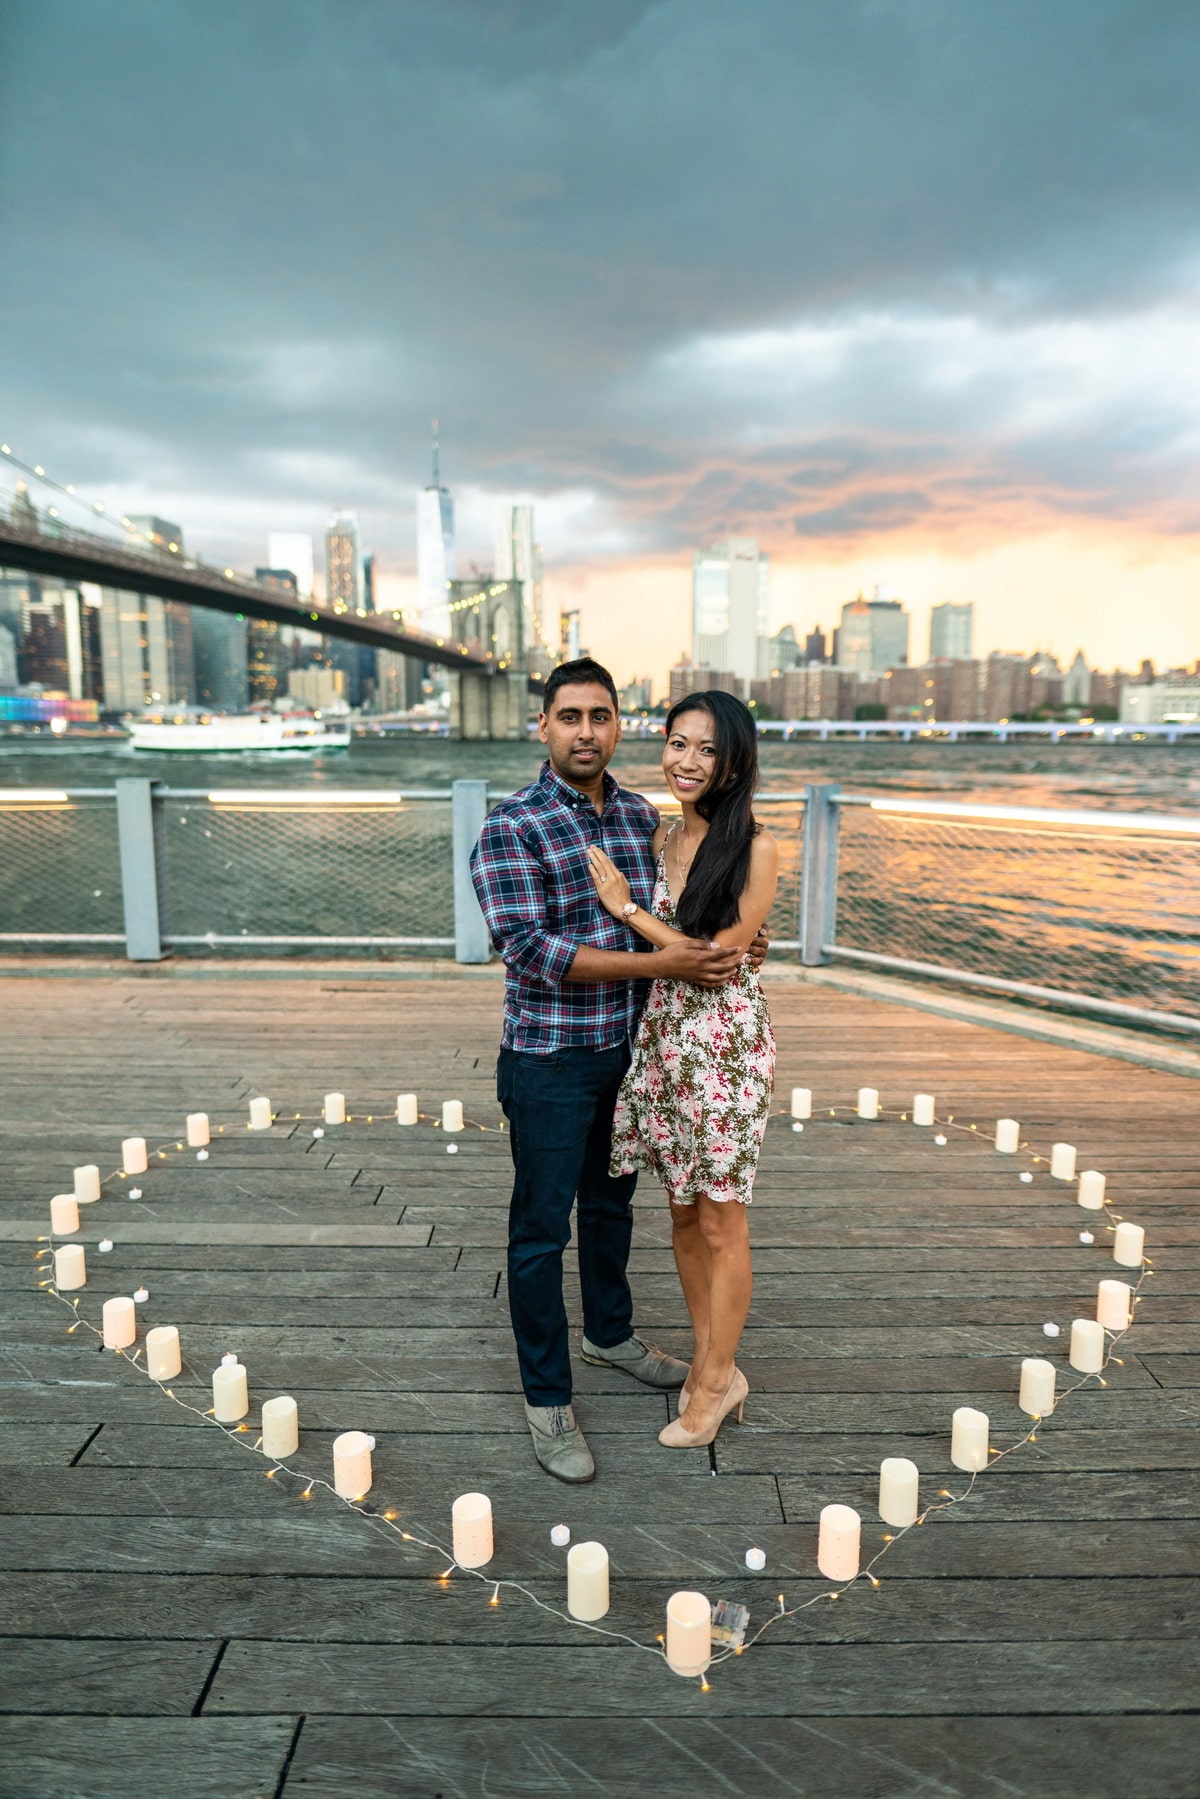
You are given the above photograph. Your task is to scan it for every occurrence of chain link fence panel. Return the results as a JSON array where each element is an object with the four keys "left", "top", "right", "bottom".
[
  {"left": 835, "top": 808, "right": 1200, "bottom": 1020},
  {"left": 0, "top": 798, "right": 124, "bottom": 943}
]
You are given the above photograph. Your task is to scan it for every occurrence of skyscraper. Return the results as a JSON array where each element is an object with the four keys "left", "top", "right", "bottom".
[
  {"left": 834, "top": 589, "right": 910, "bottom": 675},
  {"left": 929, "top": 601, "right": 974, "bottom": 661},
  {"left": 691, "top": 538, "right": 769, "bottom": 684},
  {"left": 97, "top": 517, "right": 195, "bottom": 709},
  {"left": 192, "top": 607, "right": 249, "bottom": 711},
  {"left": 416, "top": 422, "right": 455, "bottom": 638},
  {"left": 325, "top": 511, "right": 362, "bottom": 613},
  {"left": 267, "top": 533, "right": 314, "bottom": 599}
]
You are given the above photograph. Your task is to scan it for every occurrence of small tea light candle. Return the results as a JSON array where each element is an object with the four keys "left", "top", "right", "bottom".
[
  {"left": 1077, "top": 1170, "right": 1106, "bottom": 1210},
  {"left": 50, "top": 1194, "right": 80, "bottom": 1235},
  {"left": 912, "top": 1094, "right": 935, "bottom": 1127},
  {"left": 1113, "top": 1222, "right": 1145, "bottom": 1268},
  {"left": 102, "top": 1296, "right": 136, "bottom": 1349},
  {"left": 1097, "top": 1279, "right": 1132, "bottom": 1330},
  {"left": 212, "top": 1354, "right": 249, "bottom": 1423},
  {"left": 324, "top": 1093, "right": 346, "bottom": 1125},
  {"left": 665, "top": 1590, "right": 711, "bottom": 1678},
  {"left": 790, "top": 1087, "right": 812, "bottom": 1120},
  {"left": 1019, "top": 1357, "right": 1056, "bottom": 1416},
  {"left": 73, "top": 1164, "right": 101, "bottom": 1204},
  {"left": 857, "top": 1087, "right": 879, "bottom": 1120},
  {"left": 1042, "top": 1320, "right": 1059, "bottom": 1338},
  {"left": 442, "top": 1100, "right": 464, "bottom": 1133},
  {"left": 950, "top": 1405, "right": 990, "bottom": 1472},
  {"left": 878, "top": 1456, "right": 919, "bottom": 1527},
  {"left": 121, "top": 1137, "right": 148, "bottom": 1175},
  {"left": 186, "top": 1113, "right": 210, "bottom": 1147},
  {"left": 396, "top": 1093, "right": 418, "bottom": 1125},
  {"left": 249, "top": 1096, "right": 272, "bottom": 1130},
  {"left": 452, "top": 1492, "right": 494, "bottom": 1568},
  {"left": 995, "top": 1118, "right": 1020, "bottom": 1154},
  {"left": 817, "top": 1503, "right": 861, "bottom": 1580},
  {"left": 145, "top": 1325, "right": 181, "bottom": 1381},
  {"left": 54, "top": 1244, "right": 86, "bottom": 1290},
  {"left": 550, "top": 1524, "right": 571, "bottom": 1548},
  {"left": 332, "top": 1430, "right": 375, "bottom": 1498},
  {"left": 1050, "top": 1142, "right": 1077, "bottom": 1181},
  {"left": 744, "top": 1546, "right": 767, "bottom": 1571},
  {"left": 1069, "top": 1318, "right": 1105, "bottom": 1373},
  {"left": 566, "top": 1540, "right": 610, "bottom": 1621},
  {"left": 261, "top": 1396, "right": 299, "bottom": 1459}
]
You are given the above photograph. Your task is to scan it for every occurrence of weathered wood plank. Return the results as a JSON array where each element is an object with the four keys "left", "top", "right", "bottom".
[
  {"left": 0, "top": 1718, "right": 296, "bottom": 1799},
  {"left": 0, "top": 1639, "right": 220, "bottom": 1716}
]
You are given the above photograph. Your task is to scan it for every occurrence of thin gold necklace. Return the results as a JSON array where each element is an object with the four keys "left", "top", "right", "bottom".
[{"left": 671, "top": 822, "right": 703, "bottom": 878}]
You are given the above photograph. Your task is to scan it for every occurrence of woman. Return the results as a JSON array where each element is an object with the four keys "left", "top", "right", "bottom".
[{"left": 587, "top": 690, "right": 777, "bottom": 1449}]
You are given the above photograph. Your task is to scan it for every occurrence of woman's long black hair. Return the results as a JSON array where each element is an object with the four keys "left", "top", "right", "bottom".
[{"left": 665, "top": 690, "right": 760, "bottom": 939}]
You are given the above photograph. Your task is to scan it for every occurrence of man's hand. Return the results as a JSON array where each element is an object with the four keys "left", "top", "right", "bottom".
[
  {"left": 656, "top": 937, "right": 744, "bottom": 988},
  {"left": 745, "top": 925, "right": 769, "bottom": 973}
]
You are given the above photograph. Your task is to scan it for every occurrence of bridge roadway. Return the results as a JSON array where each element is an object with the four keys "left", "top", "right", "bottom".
[{"left": 0, "top": 515, "right": 522, "bottom": 678}]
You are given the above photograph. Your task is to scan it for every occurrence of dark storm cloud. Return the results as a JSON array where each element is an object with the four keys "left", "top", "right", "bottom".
[{"left": 2, "top": 0, "right": 1199, "bottom": 564}]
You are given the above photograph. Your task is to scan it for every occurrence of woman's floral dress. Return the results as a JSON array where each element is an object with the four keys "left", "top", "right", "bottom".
[{"left": 610, "top": 847, "right": 775, "bottom": 1204}]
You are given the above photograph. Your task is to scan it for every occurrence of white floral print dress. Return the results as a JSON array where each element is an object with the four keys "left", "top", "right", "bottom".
[{"left": 609, "top": 849, "right": 775, "bottom": 1204}]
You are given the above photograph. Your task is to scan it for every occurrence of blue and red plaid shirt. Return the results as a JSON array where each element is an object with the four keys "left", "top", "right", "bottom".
[{"left": 470, "top": 760, "right": 660, "bottom": 1053}]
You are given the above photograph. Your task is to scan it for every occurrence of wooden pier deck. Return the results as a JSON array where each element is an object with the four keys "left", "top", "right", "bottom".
[{"left": 0, "top": 966, "right": 1197, "bottom": 1798}]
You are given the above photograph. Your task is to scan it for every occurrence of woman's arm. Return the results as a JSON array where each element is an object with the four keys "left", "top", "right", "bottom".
[{"left": 586, "top": 844, "right": 684, "bottom": 949}]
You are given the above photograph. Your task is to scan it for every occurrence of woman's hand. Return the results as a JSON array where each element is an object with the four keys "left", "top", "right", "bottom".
[{"left": 587, "top": 845, "right": 633, "bottom": 919}]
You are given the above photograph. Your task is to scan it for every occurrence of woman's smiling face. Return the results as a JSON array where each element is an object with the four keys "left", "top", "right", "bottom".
[{"left": 662, "top": 707, "right": 717, "bottom": 803}]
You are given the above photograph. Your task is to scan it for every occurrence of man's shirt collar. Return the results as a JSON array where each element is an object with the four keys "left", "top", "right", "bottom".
[{"left": 536, "top": 759, "right": 621, "bottom": 812}]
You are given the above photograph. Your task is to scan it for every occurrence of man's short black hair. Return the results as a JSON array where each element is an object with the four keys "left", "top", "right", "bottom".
[{"left": 542, "top": 657, "right": 620, "bottom": 715}]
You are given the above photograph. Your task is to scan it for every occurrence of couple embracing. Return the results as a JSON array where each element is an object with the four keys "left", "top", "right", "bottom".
[{"left": 470, "top": 657, "right": 777, "bottom": 1483}]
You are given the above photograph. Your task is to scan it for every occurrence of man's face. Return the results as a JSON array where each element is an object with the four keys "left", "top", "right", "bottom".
[{"left": 539, "top": 682, "right": 622, "bottom": 786}]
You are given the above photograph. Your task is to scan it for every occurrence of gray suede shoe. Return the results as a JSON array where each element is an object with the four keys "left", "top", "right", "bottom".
[
  {"left": 524, "top": 1402, "right": 596, "bottom": 1484},
  {"left": 580, "top": 1331, "right": 689, "bottom": 1390}
]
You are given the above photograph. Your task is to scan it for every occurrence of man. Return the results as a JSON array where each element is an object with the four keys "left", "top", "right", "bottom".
[{"left": 470, "top": 657, "right": 746, "bottom": 1483}]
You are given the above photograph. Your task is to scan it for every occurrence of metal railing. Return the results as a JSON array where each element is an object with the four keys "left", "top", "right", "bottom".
[{"left": 1, "top": 780, "right": 1198, "bottom": 1036}]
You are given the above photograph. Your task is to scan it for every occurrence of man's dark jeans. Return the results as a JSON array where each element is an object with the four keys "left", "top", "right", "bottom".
[{"left": 497, "top": 1042, "right": 637, "bottom": 1406}]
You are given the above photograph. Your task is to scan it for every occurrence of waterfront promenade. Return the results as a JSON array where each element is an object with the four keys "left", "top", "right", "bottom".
[{"left": 0, "top": 964, "right": 1197, "bottom": 1797}]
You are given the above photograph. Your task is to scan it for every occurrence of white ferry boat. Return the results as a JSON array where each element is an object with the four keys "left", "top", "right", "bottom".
[{"left": 127, "top": 712, "right": 351, "bottom": 753}]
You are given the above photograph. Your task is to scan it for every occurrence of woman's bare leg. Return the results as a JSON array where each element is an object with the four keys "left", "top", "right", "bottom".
[
  {"left": 669, "top": 1198, "right": 711, "bottom": 1382},
  {"left": 679, "top": 1195, "right": 752, "bottom": 1429}
]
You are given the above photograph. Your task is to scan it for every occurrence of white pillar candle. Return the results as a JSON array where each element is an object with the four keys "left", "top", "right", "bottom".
[
  {"left": 261, "top": 1395, "right": 299, "bottom": 1459},
  {"left": 817, "top": 1503, "right": 861, "bottom": 1580},
  {"left": 878, "top": 1457, "right": 919, "bottom": 1527},
  {"left": 994, "top": 1118, "right": 1020, "bottom": 1153},
  {"left": 323, "top": 1092, "right": 346, "bottom": 1125},
  {"left": 1018, "top": 1357, "right": 1056, "bottom": 1416},
  {"left": 857, "top": 1087, "right": 879, "bottom": 1120},
  {"left": 145, "top": 1325, "right": 181, "bottom": 1382},
  {"left": 249, "top": 1096, "right": 272, "bottom": 1130},
  {"left": 50, "top": 1194, "right": 80, "bottom": 1235},
  {"left": 442, "top": 1100, "right": 464, "bottom": 1133},
  {"left": 950, "top": 1405, "right": 990, "bottom": 1471},
  {"left": 396, "top": 1093, "right": 418, "bottom": 1126},
  {"left": 451, "top": 1492, "right": 494, "bottom": 1569},
  {"left": 186, "top": 1112, "right": 210, "bottom": 1147},
  {"left": 332, "top": 1429, "right": 374, "bottom": 1498},
  {"left": 566, "top": 1540, "right": 610, "bottom": 1621},
  {"left": 73, "top": 1164, "right": 101, "bottom": 1203},
  {"left": 1077, "top": 1170, "right": 1106, "bottom": 1210},
  {"left": 912, "top": 1093, "right": 935, "bottom": 1127},
  {"left": 1097, "top": 1279, "right": 1132, "bottom": 1330},
  {"left": 1050, "top": 1142, "right": 1077, "bottom": 1181},
  {"left": 790, "top": 1087, "right": 812, "bottom": 1120},
  {"left": 212, "top": 1354, "right": 249, "bottom": 1423},
  {"left": 121, "top": 1137, "right": 148, "bottom": 1175},
  {"left": 1069, "top": 1317, "right": 1105, "bottom": 1373},
  {"left": 1113, "top": 1222, "right": 1145, "bottom": 1268},
  {"left": 54, "top": 1244, "right": 86, "bottom": 1290},
  {"left": 102, "top": 1296, "right": 136, "bottom": 1350},
  {"left": 665, "top": 1590, "right": 711, "bottom": 1678}
]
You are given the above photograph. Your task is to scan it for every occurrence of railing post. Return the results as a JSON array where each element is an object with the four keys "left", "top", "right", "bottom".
[
  {"left": 115, "top": 778, "right": 166, "bottom": 961},
  {"left": 800, "top": 782, "right": 841, "bottom": 965},
  {"left": 451, "top": 779, "right": 490, "bottom": 964}
]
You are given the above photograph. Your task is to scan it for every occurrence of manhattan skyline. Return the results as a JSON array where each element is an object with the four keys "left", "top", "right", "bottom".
[{"left": 3, "top": 1, "right": 1200, "bottom": 685}]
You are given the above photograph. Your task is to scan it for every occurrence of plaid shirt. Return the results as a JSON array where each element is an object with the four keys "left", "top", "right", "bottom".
[{"left": 470, "top": 760, "right": 659, "bottom": 1053}]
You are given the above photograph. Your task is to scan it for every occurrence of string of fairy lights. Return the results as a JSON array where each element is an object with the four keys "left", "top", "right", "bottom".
[{"left": 33, "top": 1091, "right": 1151, "bottom": 1682}]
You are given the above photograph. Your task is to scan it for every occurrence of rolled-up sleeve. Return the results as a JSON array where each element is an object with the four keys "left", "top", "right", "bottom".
[{"left": 470, "top": 812, "right": 579, "bottom": 986}]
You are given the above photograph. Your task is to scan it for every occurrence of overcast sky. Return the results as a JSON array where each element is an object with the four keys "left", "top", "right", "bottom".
[{"left": 3, "top": 0, "right": 1200, "bottom": 681}]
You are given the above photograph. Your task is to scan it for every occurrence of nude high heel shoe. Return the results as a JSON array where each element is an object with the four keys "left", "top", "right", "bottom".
[{"left": 659, "top": 1368, "right": 748, "bottom": 1448}]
